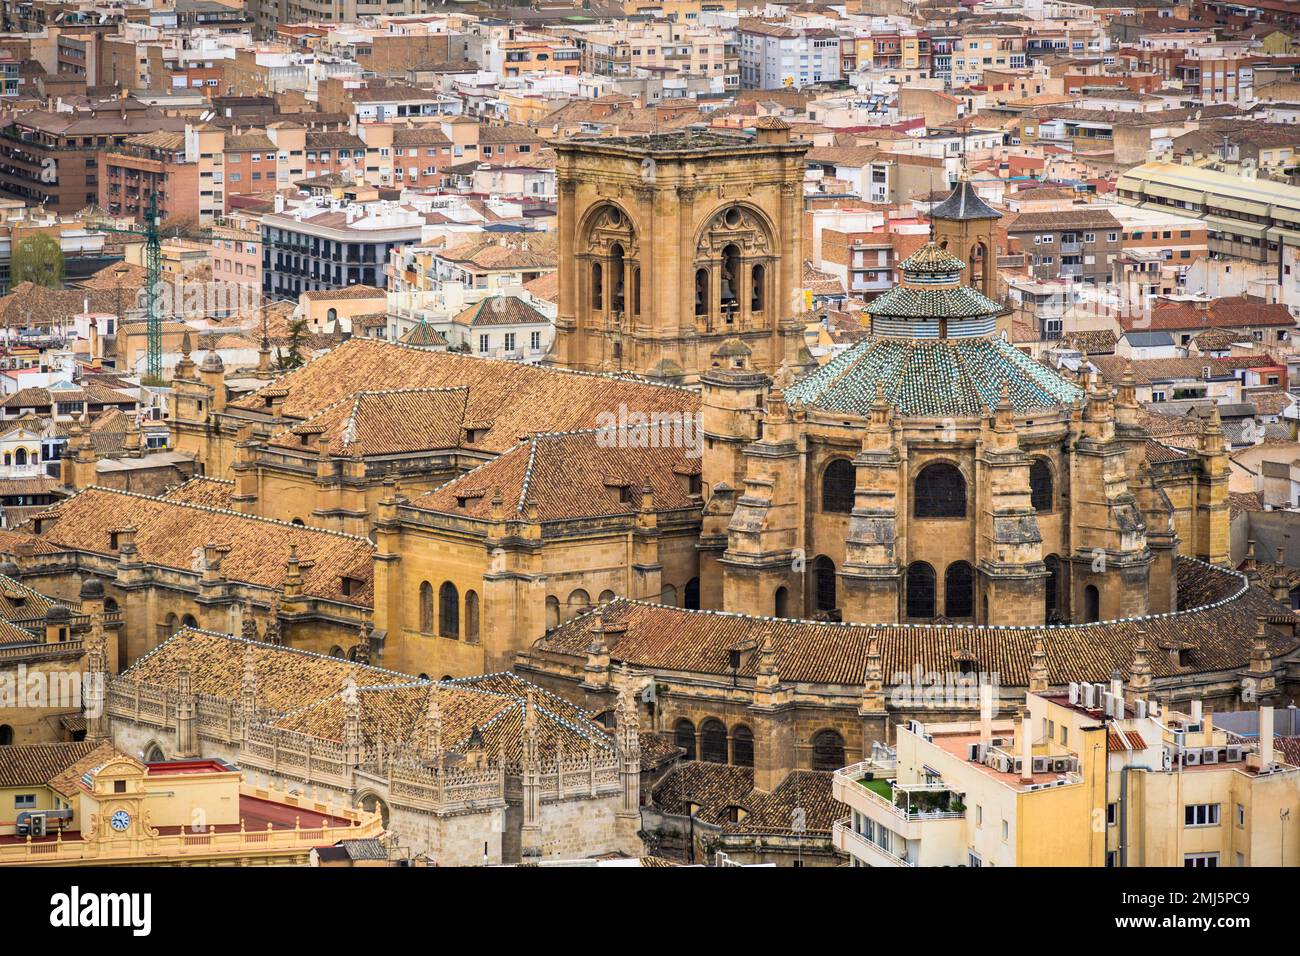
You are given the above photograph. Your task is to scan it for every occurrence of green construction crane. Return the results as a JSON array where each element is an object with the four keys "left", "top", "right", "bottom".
[{"left": 85, "top": 191, "right": 164, "bottom": 382}]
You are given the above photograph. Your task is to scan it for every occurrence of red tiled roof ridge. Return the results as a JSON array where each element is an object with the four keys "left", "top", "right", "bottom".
[
  {"left": 50, "top": 484, "right": 374, "bottom": 545},
  {"left": 237, "top": 337, "right": 699, "bottom": 416}
]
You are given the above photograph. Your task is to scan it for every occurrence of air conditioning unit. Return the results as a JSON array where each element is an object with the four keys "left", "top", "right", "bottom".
[
  {"left": 987, "top": 753, "right": 1011, "bottom": 773},
  {"left": 1226, "top": 746, "right": 1244, "bottom": 762},
  {"left": 1182, "top": 749, "right": 1202, "bottom": 766},
  {"left": 29, "top": 814, "right": 46, "bottom": 837},
  {"left": 1032, "top": 756, "right": 1050, "bottom": 773},
  {"left": 967, "top": 743, "right": 986, "bottom": 762},
  {"left": 1162, "top": 750, "right": 1173, "bottom": 771},
  {"left": 1200, "top": 748, "right": 1219, "bottom": 765},
  {"left": 1185, "top": 722, "right": 1202, "bottom": 734},
  {"left": 1010, "top": 757, "right": 1024, "bottom": 775},
  {"left": 990, "top": 737, "right": 1006, "bottom": 748},
  {"left": 1052, "top": 758, "right": 1073, "bottom": 773}
]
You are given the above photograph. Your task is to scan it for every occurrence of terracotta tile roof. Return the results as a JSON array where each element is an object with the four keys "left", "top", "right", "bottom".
[
  {"left": 274, "top": 671, "right": 615, "bottom": 761},
  {"left": 451, "top": 296, "right": 549, "bottom": 329},
  {"left": 398, "top": 322, "right": 448, "bottom": 347},
  {"left": 438, "top": 233, "right": 557, "bottom": 272},
  {"left": 652, "top": 762, "right": 755, "bottom": 819},
  {"left": 1144, "top": 438, "right": 1193, "bottom": 464},
  {"left": 412, "top": 427, "right": 701, "bottom": 522},
  {"left": 1061, "top": 329, "right": 1118, "bottom": 354},
  {"left": 522, "top": 272, "right": 558, "bottom": 304},
  {"left": 1228, "top": 491, "right": 1264, "bottom": 517},
  {"left": 1107, "top": 730, "right": 1147, "bottom": 752},
  {"left": 45, "top": 742, "right": 122, "bottom": 799},
  {"left": 1125, "top": 298, "right": 1297, "bottom": 332},
  {"left": 299, "top": 285, "right": 386, "bottom": 303},
  {"left": 266, "top": 388, "right": 470, "bottom": 457},
  {"left": 77, "top": 262, "right": 148, "bottom": 292},
  {"left": 723, "top": 770, "right": 837, "bottom": 835},
  {"left": 33, "top": 487, "right": 374, "bottom": 605},
  {"left": 0, "top": 740, "right": 106, "bottom": 789},
  {"left": 124, "top": 629, "right": 416, "bottom": 715},
  {"left": 535, "top": 559, "right": 1295, "bottom": 687},
  {"left": 161, "top": 477, "right": 235, "bottom": 509},
  {"left": 638, "top": 731, "right": 684, "bottom": 771},
  {"left": 229, "top": 339, "right": 699, "bottom": 455}
]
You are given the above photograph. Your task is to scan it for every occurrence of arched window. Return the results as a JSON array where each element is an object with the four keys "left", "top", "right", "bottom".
[
  {"left": 701, "top": 719, "right": 728, "bottom": 763},
  {"left": 685, "top": 577, "right": 700, "bottom": 610},
  {"left": 165, "top": 612, "right": 179, "bottom": 636},
  {"left": 181, "top": 614, "right": 197, "bottom": 629},
  {"left": 632, "top": 267, "right": 641, "bottom": 316},
  {"left": 291, "top": 517, "right": 305, "bottom": 527},
  {"left": 610, "top": 243, "right": 625, "bottom": 313},
  {"left": 914, "top": 462, "right": 966, "bottom": 519},
  {"left": 144, "top": 743, "right": 165, "bottom": 763},
  {"left": 329, "top": 645, "right": 345, "bottom": 658},
  {"left": 439, "top": 582, "right": 459, "bottom": 638},
  {"left": 0, "top": 724, "right": 11, "bottom": 746},
  {"left": 906, "top": 562, "right": 936, "bottom": 619},
  {"left": 944, "top": 561, "right": 974, "bottom": 619},
  {"left": 812, "top": 729, "right": 845, "bottom": 771},
  {"left": 674, "top": 718, "right": 696, "bottom": 760},
  {"left": 694, "top": 268, "right": 708, "bottom": 317},
  {"left": 813, "top": 556, "right": 836, "bottom": 612},
  {"left": 419, "top": 581, "right": 434, "bottom": 634},
  {"left": 774, "top": 586, "right": 789, "bottom": 618},
  {"left": 720, "top": 244, "right": 740, "bottom": 317},
  {"left": 545, "top": 595, "right": 560, "bottom": 630},
  {"left": 591, "top": 262, "right": 603, "bottom": 310},
  {"left": 1030, "top": 458, "right": 1053, "bottom": 513},
  {"left": 661, "top": 584, "right": 678, "bottom": 607},
  {"left": 567, "top": 589, "right": 591, "bottom": 619},
  {"left": 751, "top": 263, "right": 765, "bottom": 312},
  {"left": 2, "top": 453, "right": 9, "bottom": 466},
  {"left": 821, "top": 458, "right": 856, "bottom": 513},
  {"left": 14, "top": 447, "right": 26, "bottom": 466},
  {"left": 1084, "top": 584, "right": 1100, "bottom": 623},
  {"left": 598, "top": 589, "right": 616, "bottom": 603},
  {"left": 104, "top": 597, "right": 118, "bottom": 612},
  {"left": 733, "top": 725, "right": 754, "bottom": 767},
  {"left": 327, "top": 307, "right": 337, "bottom": 324},
  {"left": 1045, "top": 555, "right": 1061, "bottom": 621},
  {"left": 465, "top": 590, "right": 480, "bottom": 644}
]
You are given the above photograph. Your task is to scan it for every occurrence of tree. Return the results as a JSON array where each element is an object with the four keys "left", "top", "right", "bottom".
[
  {"left": 11, "top": 233, "right": 64, "bottom": 288},
  {"left": 276, "top": 318, "right": 309, "bottom": 370}
]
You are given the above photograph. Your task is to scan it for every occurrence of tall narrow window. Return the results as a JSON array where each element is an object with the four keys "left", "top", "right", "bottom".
[
  {"left": 1045, "top": 555, "right": 1061, "bottom": 621},
  {"left": 720, "top": 243, "right": 740, "bottom": 319},
  {"left": 419, "top": 582, "right": 434, "bottom": 633},
  {"left": 814, "top": 556, "right": 837, "bottom": 612},
  {"left": 822, "top": 459, "right": 856, "bottom": 513},
  {"left": 945, "top": 561, "right": 974, "bottom": 619},
  {"left": 733, "top": 725, "right": 754, "bottom": 767},
  {"left": 591, "top": 261, "right": 603, "bottom": 311},
  {"left": 674, "top": 719, "right": 696, "bottom": 760},
  {"left": 701, "top": 719, "right": 727, "bottom": 763},
  {"left": 465, "top": 590, "right": 480, "bottom": 643},
  {"left": 610, "top": 243, "right": 625, "bottom": 313},
  {"left": 632, "top": 266, "right": 641, "bottom": 316},
  {"left": 1030, "top": 458, "right": 1053, "bottom": 513},
  {"left": 751, "top": 263, "right": 765, "bottom": 312},
  {"left": 906, "top": 562, "right": 936, "bottom": 619},
  {"left": 694, "top": 268, "right": 708, "bottom": 317},
  {"left": 439, "top": 582, "right": 459, "bottom": 638},
  {"left": 1084, "top": 584, "right": 1100, "bottom": 623}
]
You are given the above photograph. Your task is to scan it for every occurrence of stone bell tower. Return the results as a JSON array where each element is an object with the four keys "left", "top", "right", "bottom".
[{"left": 550, "top": 122, "right": 810, "bottom": 384}]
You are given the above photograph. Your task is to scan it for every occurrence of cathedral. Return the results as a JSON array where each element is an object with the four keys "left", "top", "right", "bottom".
[
  {"left": 550, "top": 119, "right": 813, "bottom": 383},
  {"left": 548, "top": 128, "right": 1228, "bottom": 631}
]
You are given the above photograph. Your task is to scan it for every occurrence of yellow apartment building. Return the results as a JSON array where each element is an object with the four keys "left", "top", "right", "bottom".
[{"left": 833, "top": 682, "right": 1300, "bottom": 867}]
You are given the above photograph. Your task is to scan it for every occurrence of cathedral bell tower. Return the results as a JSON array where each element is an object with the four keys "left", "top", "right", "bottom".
[
  {"left": 550, "top": 122, "right": 811, "bottom": 384},
  {"left": 930, "top": 168, "right": 1001, "bottom": 302}
]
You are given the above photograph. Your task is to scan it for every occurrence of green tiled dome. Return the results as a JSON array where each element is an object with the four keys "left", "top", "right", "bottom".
[{"left": 784, "top": 336, "right": 1084, "bottom": 418}]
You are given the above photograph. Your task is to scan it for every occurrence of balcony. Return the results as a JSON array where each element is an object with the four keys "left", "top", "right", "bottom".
[
  {"left": 833, "top": 817, "right": 915, "bottom": 867},
  {"left": 833, "top": 762, "right": 966, "bottom": 848}
]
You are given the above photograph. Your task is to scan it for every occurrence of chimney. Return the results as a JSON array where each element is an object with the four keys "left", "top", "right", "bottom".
[
  {"left": 980, "top": 682, "right": 993, "bottom": 745},
  {"left": 1020, "top": 711, "right": 1033, "bottom": 782},
  {"left": 1261, "top": 705, "right": 1275, "bottom": 768},
  {"left": 1190, "top": 699, "right": 1203, "bottom": 723}
]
